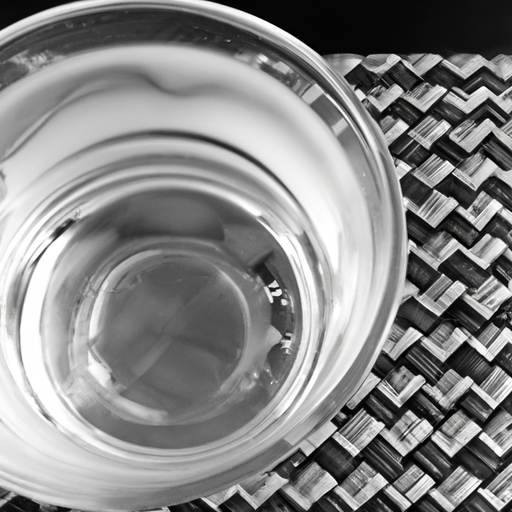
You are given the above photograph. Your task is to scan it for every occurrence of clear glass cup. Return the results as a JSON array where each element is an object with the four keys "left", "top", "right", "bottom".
[{"left": 0, "top": 1, "right": 406, "bottom": 510}]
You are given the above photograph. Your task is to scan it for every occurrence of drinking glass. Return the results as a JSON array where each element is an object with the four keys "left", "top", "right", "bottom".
[{"left": 0, "top": 1, "right": 406, "bottom": 509}]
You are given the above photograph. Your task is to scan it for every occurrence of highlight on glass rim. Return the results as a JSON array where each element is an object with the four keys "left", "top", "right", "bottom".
[{"left": 0, "top": 0, "right": 405, "bottom": 510}]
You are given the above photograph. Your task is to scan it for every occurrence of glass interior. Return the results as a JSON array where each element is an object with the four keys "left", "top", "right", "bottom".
[{"left": 0, "top": 1, "right": 406, "bottom": 509}]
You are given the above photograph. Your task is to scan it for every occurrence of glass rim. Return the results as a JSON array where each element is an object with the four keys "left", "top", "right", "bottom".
[
  {"left": 0, "top": 0, "right": 407, "bottom": 506},
  {"left": 0, "top": 0, "right": 406, "bottom": 405}
]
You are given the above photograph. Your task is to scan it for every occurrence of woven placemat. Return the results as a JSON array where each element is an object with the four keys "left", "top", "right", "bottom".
[{"left": 4, "top": 52, "right": 512, "bottom": 512}]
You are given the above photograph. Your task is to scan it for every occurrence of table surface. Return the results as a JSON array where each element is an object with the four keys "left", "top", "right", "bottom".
[
  {"left": 3, "top": 52, "right": 512, "bottom": 512},
  {"left": 190, "top": 52, "right": 512, "bottom": 512}
]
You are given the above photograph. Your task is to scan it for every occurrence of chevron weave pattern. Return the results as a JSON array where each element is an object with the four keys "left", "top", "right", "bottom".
[{"left": 4, "top": 53, "right": 512, "bottom": 512}]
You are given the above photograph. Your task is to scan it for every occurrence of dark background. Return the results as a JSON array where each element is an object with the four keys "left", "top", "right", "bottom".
[{"left": 2, "top": 0, "right": 512, "bottom": 58}]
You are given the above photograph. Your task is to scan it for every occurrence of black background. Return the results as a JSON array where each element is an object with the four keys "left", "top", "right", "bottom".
[{"left": 2, "top": 0, "right": 512, "bottom": 58}]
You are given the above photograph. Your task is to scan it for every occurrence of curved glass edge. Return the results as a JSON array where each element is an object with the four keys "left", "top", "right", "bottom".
[
  {"left": 0, "top": 1, "right": 408, "bottom": 507},
  {"left": 280, "top": 51, "right": 407, "bottom": 450},
  {"left": 0, "top": 0, "right": 407, "bottom": 423}
]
